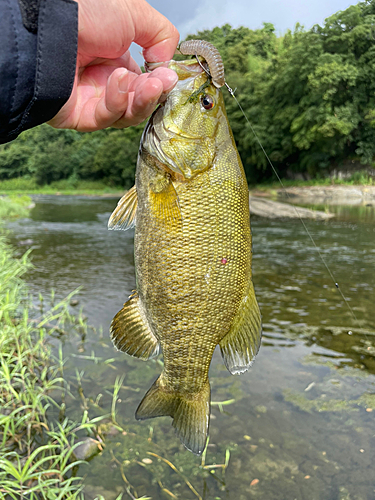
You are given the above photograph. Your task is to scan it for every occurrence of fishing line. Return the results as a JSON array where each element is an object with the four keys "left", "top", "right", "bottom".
[{"left": 226, "top": 87, "right": 364, "bottom": 333}]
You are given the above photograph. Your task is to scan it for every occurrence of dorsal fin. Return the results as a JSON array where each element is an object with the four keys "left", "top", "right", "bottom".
[{"left": 108, "top": 185, "right": 138, "bottom": 231}]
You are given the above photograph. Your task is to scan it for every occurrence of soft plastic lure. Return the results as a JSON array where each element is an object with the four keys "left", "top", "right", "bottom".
[{"left": 179, "top": 39, "right": 225, "bottom": 88}]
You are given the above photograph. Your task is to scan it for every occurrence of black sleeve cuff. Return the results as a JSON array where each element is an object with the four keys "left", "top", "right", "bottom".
[{"left": 0, "top": 0, "right": 78, "bottom": 144}]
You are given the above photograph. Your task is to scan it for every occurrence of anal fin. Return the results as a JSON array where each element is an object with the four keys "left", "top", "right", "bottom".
[
  {"left": 108, "top": 185, "right": 137, "bottom": 231},
  {"left": 220, "top": 280, "right": 262, "bottom": 375},
  {"left": 110, "top": 292, "right": 159, "bottom": 360}
]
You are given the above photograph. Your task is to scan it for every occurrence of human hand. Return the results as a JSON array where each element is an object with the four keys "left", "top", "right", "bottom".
[{"left": 48, "top": 0, "right": 179, "bottom": 131}]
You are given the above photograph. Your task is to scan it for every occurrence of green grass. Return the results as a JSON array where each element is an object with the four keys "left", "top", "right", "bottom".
[
  {"left": 0, "top": 200, "right": 109, "bottom": 499},
  {"left": 0, "top": 195, "right": 33, "bottom": 219},
  {"left": 0, "top": 178, "right": 125, "bottom": 196}
]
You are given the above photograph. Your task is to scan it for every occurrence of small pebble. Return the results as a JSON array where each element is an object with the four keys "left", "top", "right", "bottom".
[
  {"left": 142, "top": 458, "right": 153, "bottom": 464},
  {"left": 250, "top": 479, "right": 259, "bottom": 486},
  {"left": 304, "top": 382, "right": 315, "bottom": 392}
]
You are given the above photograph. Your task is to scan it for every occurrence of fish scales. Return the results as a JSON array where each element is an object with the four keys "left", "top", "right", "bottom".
[
  {"left": 109, "top": 47, "right": 262, "bottom": 455},
  {"left": 136, "top": 154, "right": 249, "bottom": 390}
]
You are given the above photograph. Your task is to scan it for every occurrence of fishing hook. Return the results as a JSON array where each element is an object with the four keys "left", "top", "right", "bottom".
[{"left": 195, "top": 53, "right": 235, "bottom": 96}]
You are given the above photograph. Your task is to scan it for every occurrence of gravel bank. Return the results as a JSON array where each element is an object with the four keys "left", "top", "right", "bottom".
[
  {"left": 249, "top": 196, "right": 334, "bottom": 219},
  {"left": 276, "top": 185, "right": 375, "bottom": 205}
]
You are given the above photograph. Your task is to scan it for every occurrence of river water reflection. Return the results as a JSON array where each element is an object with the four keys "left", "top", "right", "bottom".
[{"left": 8, "top": 195, "right": 375, "bottom": 500}]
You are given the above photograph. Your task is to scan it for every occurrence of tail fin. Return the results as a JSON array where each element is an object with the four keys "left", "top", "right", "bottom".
[{"left": 136, "top": 376, "right": 210, "bottom": 455}]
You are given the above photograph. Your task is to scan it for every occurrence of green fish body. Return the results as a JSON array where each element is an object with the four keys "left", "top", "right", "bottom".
[{"left": 109, "top": 57, "right": 262, "bottom": 455}]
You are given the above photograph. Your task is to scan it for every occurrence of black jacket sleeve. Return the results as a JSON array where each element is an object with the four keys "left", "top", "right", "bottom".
[{"left": 0, "top": 0, "right": 78, "bottom": 144}]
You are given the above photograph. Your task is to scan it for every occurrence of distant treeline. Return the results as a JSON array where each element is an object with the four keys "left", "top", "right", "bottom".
[{"left": 1, "top": 0, "right": 374, "bottom": 186}]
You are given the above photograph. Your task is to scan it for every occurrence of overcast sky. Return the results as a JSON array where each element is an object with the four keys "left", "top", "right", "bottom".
[{"left": 131, "top": 0, "right": 358, "bottom": 64}]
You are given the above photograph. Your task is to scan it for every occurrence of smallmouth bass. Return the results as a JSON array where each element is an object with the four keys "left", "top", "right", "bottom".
[{"left": 108, "top": 42, "right": 262, "bottom": 455}]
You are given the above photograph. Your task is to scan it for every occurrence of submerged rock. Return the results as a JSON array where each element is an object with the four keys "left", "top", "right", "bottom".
[
  {"left": 74, "top": 437, "right": 101, "bottom": 461},
  {"left": 18, "top": 239, "right": 34, "bottom": 246},
  {"left": 84, "top": 485, "right": 124, "bottom": 500}
]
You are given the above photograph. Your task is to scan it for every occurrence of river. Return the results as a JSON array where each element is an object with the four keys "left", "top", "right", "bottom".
[{"left": 8, "top": 195, "right": 375, "bottom": 500}]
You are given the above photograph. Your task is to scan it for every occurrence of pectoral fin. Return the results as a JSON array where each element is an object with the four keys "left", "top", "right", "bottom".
[
  {"left": 219, "top": 281, "right": 262, "bottom": 375},
  {"left": 110, "top": 292, "right": 159, "bottom": 360},
  {"left": 108, "top": 185, "right": 137, "bottom": 231},
  {"left": 149, "top": 175, "right": 182, "bottom": 225}
]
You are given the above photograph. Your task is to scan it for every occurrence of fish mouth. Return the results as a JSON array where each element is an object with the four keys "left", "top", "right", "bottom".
[{"left": 145, "top": 58, "right": 205, "bottom": 81}]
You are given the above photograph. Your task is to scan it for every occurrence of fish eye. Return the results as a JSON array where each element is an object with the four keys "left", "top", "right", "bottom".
[{"left": 201, "top": 94, "right": 215, "bottom": 110}]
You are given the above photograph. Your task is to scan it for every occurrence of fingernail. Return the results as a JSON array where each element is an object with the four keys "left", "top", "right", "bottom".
[
  {"left": 118, "top": 69, "right": 129, "bottom": 94},
  {"left": 163, "top": 70, "right": 178, "bottom": 91}
]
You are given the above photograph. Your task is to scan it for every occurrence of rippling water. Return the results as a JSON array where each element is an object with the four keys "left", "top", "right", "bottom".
[{"left": 8, "top": 196, "right": 375, "bottom": 500}]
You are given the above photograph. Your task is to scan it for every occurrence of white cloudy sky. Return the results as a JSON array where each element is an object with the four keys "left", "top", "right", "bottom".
[{"left": 131, "top": 0, "right": 358, "bottom": 64}]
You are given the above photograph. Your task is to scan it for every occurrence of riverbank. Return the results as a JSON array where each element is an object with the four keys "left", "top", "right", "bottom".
[
  {"left": 274, "top": 185, "right": 375, "bottom": 205},
  {"left": 0, "top": 175, "right": 374, "bottom": 198},
  {"left": 0, "top": 178, "right": 124, "bottom": 196},
  {"left": 0, "top": 198, "right": 107, "bottom": 499},
  {"left": 251, "top": 183, "right": 375, "bottom": 205}
]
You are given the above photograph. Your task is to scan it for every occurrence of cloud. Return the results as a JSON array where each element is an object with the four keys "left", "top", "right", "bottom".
[
  {"left": 177, "top": 0, "right": 357, "bottom": 38},
  {"left": 130, "top": 0, "right": 357, "bottom": 65}
]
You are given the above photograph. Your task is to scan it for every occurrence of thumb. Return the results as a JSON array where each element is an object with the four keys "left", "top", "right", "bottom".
[{"left": 129, "top": 0, "right": 180, "bottom": 62}]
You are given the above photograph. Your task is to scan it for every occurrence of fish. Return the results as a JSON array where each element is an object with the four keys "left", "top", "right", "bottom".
[{"left": 108, "top": 41, "right": 262, "bottom": 455}]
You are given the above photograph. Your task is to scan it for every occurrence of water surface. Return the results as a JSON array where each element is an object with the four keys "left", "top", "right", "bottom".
[{"left": 8, "top": 196, "right": 375, "bottom": 500}]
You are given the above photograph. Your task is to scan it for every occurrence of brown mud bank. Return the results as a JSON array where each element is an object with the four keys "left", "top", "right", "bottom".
[{"left": 276, "top": 185, "right": 375, "bottom": 206}]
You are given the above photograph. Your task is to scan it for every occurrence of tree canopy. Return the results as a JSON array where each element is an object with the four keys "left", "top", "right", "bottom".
[{"left": 1, "top": 0, "right": 374, "bottom": 186}]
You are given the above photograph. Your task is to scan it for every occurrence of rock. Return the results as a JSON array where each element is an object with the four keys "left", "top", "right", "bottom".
[
  {"left": 249, "top": 196, "right": 334, "bottom": 220},
  {"left": 84, "top": 485, "right": 123, "bottom": 500},
  {"left": 74, "top": 437, "right": 100, "bottom": 461},
  {"left": 98, "top": 422, "right": 120, "bottom": 437},
  {"left": 18, "top": 239, "right": 34, "bottom": 246}
]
